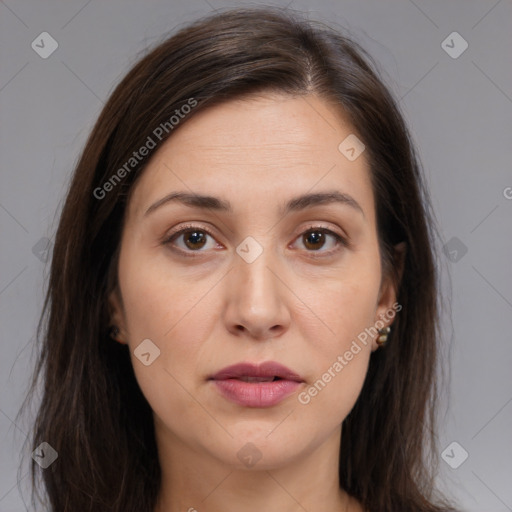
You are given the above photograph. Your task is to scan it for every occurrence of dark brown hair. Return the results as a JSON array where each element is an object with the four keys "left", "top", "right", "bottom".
[{"left": 19, "top": 6, "right": 456, "bottom": 512}]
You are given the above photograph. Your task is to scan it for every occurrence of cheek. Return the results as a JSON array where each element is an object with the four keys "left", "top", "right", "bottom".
[
  {"left": 117, "top": 245, "right": 220, "bottom": 396},
  {"left": 118, "top": 266, "right": 213, "bottom": 434},
  {"left": 299, "top": 255, "right": 382, "bottom": 355},
  {"left": 118, "top": 240, "right": 213, "bottom": 341},
  {"left": 291, "top": 278, "right": 378, "bottom": 429},
  {"left": 293, "top": 256, "right": 380, "bottom": 412},
  {"left": 296, "top": 352, "right": 369, "bottom": 436}
]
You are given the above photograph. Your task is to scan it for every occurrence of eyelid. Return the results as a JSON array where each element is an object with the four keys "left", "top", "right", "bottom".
[
  {"left": 162, "top": 222, "right": 216, "bottom": 242},
  {"left": 298, "top": 223, "right": 349, "bottom": 245},
  {"left": 162, "top": 222, "right": 349, "bottom": 258}
]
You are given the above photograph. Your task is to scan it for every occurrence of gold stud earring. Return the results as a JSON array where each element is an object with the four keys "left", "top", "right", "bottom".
[{"left": 376, "top": 326, "right": 391, "bottom": 347}]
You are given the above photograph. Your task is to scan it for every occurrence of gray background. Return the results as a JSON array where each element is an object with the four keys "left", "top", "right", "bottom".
[{"left": 1, "top": 1, "right": 511, "bottom": 511}]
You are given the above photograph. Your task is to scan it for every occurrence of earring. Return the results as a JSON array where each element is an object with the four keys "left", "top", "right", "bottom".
[
  {"left": 376, "top": 326, "right": 391, "bottom": 347},
  {"left": 109, "top": 325, "right": 120, "bottom": 342}
]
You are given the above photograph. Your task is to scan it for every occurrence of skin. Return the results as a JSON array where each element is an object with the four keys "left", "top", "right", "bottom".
[{"left": 109, "top": 92, "right": 401, "bottom": 512}]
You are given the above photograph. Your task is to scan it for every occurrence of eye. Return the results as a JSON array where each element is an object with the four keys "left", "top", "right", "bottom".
[
  {"left": 291, "top": 226, "right": 347, "bottom": 256},
  {"left": 162, "top": 224, "right": 348, "bottom": 258},
  {"left": 162, "top": 224, "right": 220, "bottom": 257}
]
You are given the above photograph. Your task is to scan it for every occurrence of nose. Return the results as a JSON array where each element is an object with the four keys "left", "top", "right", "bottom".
[{"left": 222, "top": 247, "right": 292, "bottom": 341}]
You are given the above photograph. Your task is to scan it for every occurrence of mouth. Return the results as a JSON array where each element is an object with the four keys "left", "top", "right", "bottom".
[
  {"left": 208, "top": 361, "right": 304, "bottom": 407},
  {"left": 208, "top": 361, "right": 304, "bottom": 382},
  {"left": 235, "top": 376, "right": 283, "bottom": 382}
]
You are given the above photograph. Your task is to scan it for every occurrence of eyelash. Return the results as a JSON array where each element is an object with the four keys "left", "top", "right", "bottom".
[{"left": 162, "top": 223, "right": 348, "bottom": 259}]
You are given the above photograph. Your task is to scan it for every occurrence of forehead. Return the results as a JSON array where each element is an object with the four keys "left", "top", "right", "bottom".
[{"left": 127, "top": 93, "right": 374, "bottom": 222}]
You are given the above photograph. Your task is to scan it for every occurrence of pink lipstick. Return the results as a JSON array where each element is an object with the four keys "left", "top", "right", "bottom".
[{"left": 209, "top": 361, "right": 304, "bottom": 408}]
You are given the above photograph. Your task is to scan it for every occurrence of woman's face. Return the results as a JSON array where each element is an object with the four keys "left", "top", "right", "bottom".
[{"left": 110, "top": 92, "right": 398, "bottom": 470}]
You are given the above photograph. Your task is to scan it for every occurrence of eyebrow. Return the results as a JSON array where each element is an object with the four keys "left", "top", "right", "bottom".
[{"left": 144, "top": 190, "right": 365, "bottom": 218}]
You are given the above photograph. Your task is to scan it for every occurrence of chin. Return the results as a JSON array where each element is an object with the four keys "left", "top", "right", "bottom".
[{"left": 203, "top": 430, "right": 308, "bottom": 470}]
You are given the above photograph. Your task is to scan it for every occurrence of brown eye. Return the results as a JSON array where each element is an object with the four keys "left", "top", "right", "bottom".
[
  {"left": 181, "top": 229, "right": 208, "bottom": 250},
  {"left": 163, "top": 225, "right": 219, "bottom": 256},
  {"left": 293, "top": 227, "right": 347, "bottom": 255},
  {"left": 303, "top": 230, "right": 327, "bottom": 250}
]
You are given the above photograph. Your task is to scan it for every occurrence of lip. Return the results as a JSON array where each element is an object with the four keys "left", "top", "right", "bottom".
[{"left": 208, "top": 361, "right": 304, "bottom": 408}]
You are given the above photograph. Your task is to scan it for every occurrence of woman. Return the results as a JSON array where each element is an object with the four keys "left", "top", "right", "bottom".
[{"left": 21, "top": 7, "right": 457, "bottom": 512}]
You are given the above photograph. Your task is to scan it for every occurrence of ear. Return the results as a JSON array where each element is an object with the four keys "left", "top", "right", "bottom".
[
  {"left": 108, "top": 287, "right": 128, "bottom": 344},
  {"left": 373, "top": 242, "right": 406, "bottom": 350}
]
